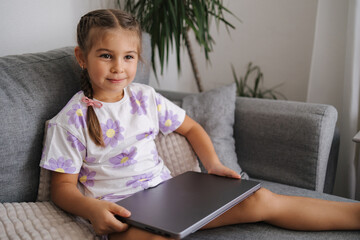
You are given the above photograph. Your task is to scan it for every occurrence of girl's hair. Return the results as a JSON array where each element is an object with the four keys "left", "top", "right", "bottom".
[{"left": 76, "top": 9, "right": 142, "bottom": 147}]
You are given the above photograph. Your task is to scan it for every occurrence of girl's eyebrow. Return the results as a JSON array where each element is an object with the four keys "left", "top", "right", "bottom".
[
  {"left": 95, "top": 49, "right": 137, "bottom": 54},
  {"left": 96, "top": 48, "right": 113, "bottom": 53},
  {"left": 126, "top": 51, "right": 138, "bottom": 55}
]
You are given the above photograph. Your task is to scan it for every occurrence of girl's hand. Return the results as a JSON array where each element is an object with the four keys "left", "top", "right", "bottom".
[
  {"left": 88, "top": 199, "right": 131, "bottom": 235},
  {"left": 207, "top": 163, "right": 241, "bottom": 179}
]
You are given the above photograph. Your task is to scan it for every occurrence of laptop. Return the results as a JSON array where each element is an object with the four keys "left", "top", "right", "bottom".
[{"left": 115, "top": 171, "right": 260, "bottom": 239}]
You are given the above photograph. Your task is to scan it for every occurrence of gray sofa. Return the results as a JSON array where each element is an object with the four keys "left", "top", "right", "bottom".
[{"left": 0, "top": 37, "right": 359, "bottom": 239}]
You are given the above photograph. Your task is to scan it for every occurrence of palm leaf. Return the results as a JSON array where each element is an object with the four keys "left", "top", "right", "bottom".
[
  {"left": 119, "top": 0, "right": 240, "bottom": 88},
  {"left": 232, "top": 62, "right": 286, "bottom": 99}
]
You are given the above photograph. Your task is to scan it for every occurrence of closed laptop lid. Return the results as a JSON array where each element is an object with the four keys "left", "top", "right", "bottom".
[{"left": 116, "top": 171, "right": 260, "bottom": 239}]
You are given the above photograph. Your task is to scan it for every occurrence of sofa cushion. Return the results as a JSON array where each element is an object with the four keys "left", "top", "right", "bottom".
[
  {"left": 0, "top": 201, "right": 97, "bottom": 239},
  {"left": 155, "top": 132, "right": 201, "bottom": 176},
  {"left": 182, "top": 84, "right": 248, "bottom": 178},
  {"left": 0, "top": 47, "right": 81, "bottom": 203}
]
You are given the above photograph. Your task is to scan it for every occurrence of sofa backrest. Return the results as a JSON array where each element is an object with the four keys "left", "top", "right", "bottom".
[{"left": 0, "top": 34, "right": 151, "bottom": 203}]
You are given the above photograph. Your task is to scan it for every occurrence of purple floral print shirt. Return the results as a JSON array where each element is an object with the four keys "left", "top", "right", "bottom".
[{"left": 39, "top": 83, "right": 185, "bottom": 202}]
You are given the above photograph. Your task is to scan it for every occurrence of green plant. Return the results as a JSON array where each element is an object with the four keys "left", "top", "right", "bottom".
[
  {"left": 232, "top": 62, "right": 286, "bottom": 99},
  {"left": 118, "top": 0, "right": 240, "bottom": 92}
]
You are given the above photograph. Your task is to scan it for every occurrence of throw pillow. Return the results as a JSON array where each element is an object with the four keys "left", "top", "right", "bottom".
[
  {"left": 155, "top": 132, "right": 201, "bottom": 176},
  {"left": 182, "top": 83, "right": 249, "bottom": 179}
]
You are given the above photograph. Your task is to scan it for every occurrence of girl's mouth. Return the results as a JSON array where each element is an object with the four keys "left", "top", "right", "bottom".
[{"left": 108, "top": 78, "right": 126, "bottom": 83}]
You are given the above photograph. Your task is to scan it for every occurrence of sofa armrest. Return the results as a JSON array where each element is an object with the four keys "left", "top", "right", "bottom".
[
  {"left": 323, "top": 126, "right": 340, "bottom": 194},
  {"left": 234, "top": 97, "right": 338, "bottom": 192}
]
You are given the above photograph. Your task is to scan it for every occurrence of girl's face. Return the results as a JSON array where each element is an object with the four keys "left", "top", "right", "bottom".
[{"left": 77, "top": 28, "right": 140, "bottom": 102}]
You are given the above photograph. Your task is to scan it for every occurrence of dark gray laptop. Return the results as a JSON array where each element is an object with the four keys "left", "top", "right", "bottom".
[{"left": 115, "top": 171, "right": 260, "bottom": 239}]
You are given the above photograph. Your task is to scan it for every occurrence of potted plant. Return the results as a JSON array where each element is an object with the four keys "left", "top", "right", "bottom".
[
  {"left": 118, "top": 0, "right": 239, "bottom": 92},
  {"left": 232, "top": 62, "right": 286, "bottom": 99}
]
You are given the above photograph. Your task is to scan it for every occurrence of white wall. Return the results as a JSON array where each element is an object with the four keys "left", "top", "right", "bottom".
[
  {"left": 307, "top": 0, "right": 348, "bottom": 118},
  {"left": 0, "top": 0, "right": 116, "bottom": 57},
  {"left": 150, "top": 0, "right": 318, "bottom": 102},
  {"left": 1, "top": 0, "right": 318, "bottom": 102}
]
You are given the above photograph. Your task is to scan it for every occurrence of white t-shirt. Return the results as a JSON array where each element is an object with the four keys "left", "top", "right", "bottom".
[{"left": 39, "top": 83, "right": 186, "bottom": 202}]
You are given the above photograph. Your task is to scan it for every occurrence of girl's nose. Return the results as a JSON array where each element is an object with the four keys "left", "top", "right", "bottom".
[
  {"left": 111, "top": 61, "right": 124, "bottom": 73},
  {"left": 110, "top": 67, "right": 124, "bottom": 73}
]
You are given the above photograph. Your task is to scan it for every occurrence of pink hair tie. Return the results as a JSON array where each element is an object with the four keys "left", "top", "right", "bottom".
[{"left": 81, "top": 96, "right": 103, "bottom": 108}]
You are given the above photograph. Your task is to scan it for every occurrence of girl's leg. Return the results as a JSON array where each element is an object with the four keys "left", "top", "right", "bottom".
[
  {"left": 204, "top": 188, "right": 360, "bottom": 231},
  {"left": 109, "top": 226, "right": 174, "bottom": 240}
]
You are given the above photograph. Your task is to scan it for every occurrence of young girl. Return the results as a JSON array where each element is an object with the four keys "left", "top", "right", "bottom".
[{"left": 40, "top": 9, "right": 360, "bottom": 240}]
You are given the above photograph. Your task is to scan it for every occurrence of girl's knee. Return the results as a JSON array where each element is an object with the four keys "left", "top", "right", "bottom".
[
  {"left": 242, "top": 187, "right": 278, "bottom": 219},
  {"left": 249, "top": 187, "right": 276, "bottom": 205}
]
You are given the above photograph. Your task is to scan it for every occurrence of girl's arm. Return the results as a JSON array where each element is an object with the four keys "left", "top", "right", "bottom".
[
  {"left": 51, "top": 172, "right": 131, "bottom": 235},
  {"left": 175, "top": 115, "right": 241, "bottom": 179}
]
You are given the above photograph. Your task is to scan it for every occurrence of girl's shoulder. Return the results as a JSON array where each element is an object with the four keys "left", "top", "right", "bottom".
[
  {"left": 128, "top": 83, "right": 157, "bottom": 96},
  {"left": 47, "top": 91, "right": 86, "bottom": 126}
]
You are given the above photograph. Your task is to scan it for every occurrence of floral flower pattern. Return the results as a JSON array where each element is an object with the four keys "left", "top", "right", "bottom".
[
  {"left": 79, "top": 167, "right": 96, "bottom": 187},
  {"left": 47, "top": 123, "right": 57, "bottom": 129},
  {"left": 84, "top": 156, "right": 96, "bottom": 163},
  {"left": 44, "top": 157, "right": 76, "bottom": 173},
  {"left": 41, "top": 86, "right": 187, "bottom": 202},
  {"left": 159, "top": 110, "right": 181, "bottom": 133},
  {"left": 136, "top": 129, "right": 156, "bottom": 141},
  {"left": 130, "top": 91, "right": 148, "bottom": 115},
  {"left": 101, "top": 119, "right": 124, "bottom": 147},
  {"left": 58, "top": 92, "right": 82, "bottom": 114},
  {"left": 151, "top": 148, "right": 160, "bottom": 164},
  {"left": 67, "top": 131, "right": 85, "bottom": 151},
  {"left": 160, "top": 169, "right": 172, "bottom": 181},
  {"left": 109, "top": 147, "right": 137, "bottom": 168},
  {"left": 67, "top": 104, "right": 87, "bottom": 129},
  {"left": 97, "top": 193, "right": 132, "bottom": 202},
  {"left": 156, "top": 95, "right": 162, "bottom": 112},
  {"left": 126, "top": 172, "right": 154, "bottom": 189}
]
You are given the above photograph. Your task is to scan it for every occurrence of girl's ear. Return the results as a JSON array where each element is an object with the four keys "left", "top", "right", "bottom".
[{"left": 74, "top": 46, "right": 86, "bottom": 69}]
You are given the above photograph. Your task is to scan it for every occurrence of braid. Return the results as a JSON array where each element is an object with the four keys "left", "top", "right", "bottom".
[
  {"left": 80, "top": 69, "right": 104, "bottom": 147},
  {"left": 80, "top": 69, "right": 93, "bottom": 98}
]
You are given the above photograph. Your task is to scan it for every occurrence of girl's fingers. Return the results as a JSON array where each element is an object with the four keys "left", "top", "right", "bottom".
[
  {"left": 110, "top": 219, "right": 130, "bottom": 233},
  {"left": 108, "top": 203, "right": 131, "bottom": 232},
  {"left": 110, "top": 202, "right": 131, "bottom": 217},
  {"left": 209, "top": 165, "right": 241, "bottom": 179},
  {"left": 226, "top": 169, "right": 241, "bottom": 179}
]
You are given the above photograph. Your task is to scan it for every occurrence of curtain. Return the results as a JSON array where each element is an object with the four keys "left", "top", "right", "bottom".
[
  {"left": 351, "top": 1, "right": 360, "bottom": 200},
  {"left": 337, "top": 0, "right": 360, "bottom": 200},
  {"left": 307, "top": 0, "right": 360, "bottom": 199}
]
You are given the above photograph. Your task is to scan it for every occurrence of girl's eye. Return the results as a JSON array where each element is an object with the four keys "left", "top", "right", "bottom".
[
  {"left": 100, "top": 54, "right": 112, "bottom": 59},
  {"left": 125, "top": 55, "right": 134, "bottom": 60}
]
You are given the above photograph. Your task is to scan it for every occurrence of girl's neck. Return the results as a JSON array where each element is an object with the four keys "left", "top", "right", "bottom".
[{"left": 93, "top": 89, "right": 125, "bottom": 103}]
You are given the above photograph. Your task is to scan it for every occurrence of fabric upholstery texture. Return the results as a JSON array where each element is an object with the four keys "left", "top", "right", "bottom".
[
  {"left": 0, "top": 47, "right": 81, "bottom": 203},
  {"left": 155, "top": 132, "right": 201, "bottom": 176},
  {"left": 182, "top": 84, "right": 248, "bottom": 179},
  {"left": 234, "top": 97, "right": 337, "bottom": 192},
  {"left": 0, "top": 202, "right": 97, "bottom": 240}
]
